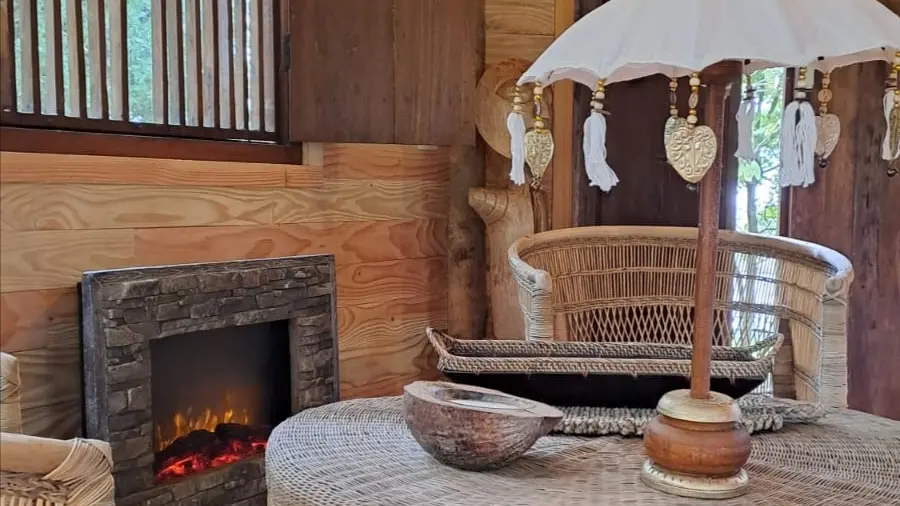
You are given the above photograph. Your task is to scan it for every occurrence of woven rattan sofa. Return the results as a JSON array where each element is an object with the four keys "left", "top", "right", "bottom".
[
  {"left": 508, "top": 226, "right": 853, "bottom": 409},
  {"left": 0, "top": 351, "right": 115, "bottom": 506}
]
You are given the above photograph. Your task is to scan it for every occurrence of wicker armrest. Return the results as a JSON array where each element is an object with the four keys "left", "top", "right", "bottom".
[
  {"left": 0, "top": 432, "right": 115, "bottom": 506},
  {"left": 1, "top": 351, "right": 24, "bottom": 433},
  {"left": 508, "top": 240, "right": 554, "bottom": 341}
]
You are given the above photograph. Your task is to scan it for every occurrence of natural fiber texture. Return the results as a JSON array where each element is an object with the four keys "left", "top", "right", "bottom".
[
  {"left": 0, "top": 352, "right": 24, "bottom": 434},
  {"left": 428, "top": 328, "right": 780, "bottom": 381},
  {"left": 508, "top": 227, "right": 854, "bottom": 409},
  {"left": 267, "top": 397, "right": 900, "bottom": 506},
  {"left": 555, "top": 395, "right": 825, "bottom": 436}
]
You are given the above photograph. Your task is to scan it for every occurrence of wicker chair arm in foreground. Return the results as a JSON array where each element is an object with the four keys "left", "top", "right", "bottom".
[
  {"left": 0, "top": 352, "right": 115, "bottom": 506},
  {"left": 508, "top": 226, "right": 854, "bottom": 409}
]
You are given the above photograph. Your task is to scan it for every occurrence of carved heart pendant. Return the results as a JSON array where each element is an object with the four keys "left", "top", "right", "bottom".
[
  {"left": 815, "top": 113, "right": 841, "bottom": 160},
  {"left": 664, "top": 117, "right": 689, "bottom": 164},
  {"left": 524, "top": 129, "right": 555, "bottom": 182},
  {"left": 665, "top": 124, "right": 718, "bottom": 183}
]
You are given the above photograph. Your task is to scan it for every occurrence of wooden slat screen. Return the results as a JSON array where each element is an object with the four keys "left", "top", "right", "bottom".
[{"left": 1, "top": 0, "right": 276, "bottom": 141}]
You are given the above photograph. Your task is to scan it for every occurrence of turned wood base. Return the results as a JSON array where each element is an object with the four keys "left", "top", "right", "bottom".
[{"left": 641, "top": 390, "right": 751, "bottom": 500}]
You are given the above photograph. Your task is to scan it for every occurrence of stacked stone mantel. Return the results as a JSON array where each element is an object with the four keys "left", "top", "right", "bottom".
[{"left": 80, "top": 256, "right": 339, "bottom": 506}]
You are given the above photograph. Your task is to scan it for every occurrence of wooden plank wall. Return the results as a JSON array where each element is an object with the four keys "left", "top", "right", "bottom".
[
  {"left": 788, "top": 58, "right": 900, "bottom": 421},
  {"left": 485, "top": 0, "right": 554, "bottom": 66},
  {"left": 0, "top": 144, "right": 449, "bottom": 438}
]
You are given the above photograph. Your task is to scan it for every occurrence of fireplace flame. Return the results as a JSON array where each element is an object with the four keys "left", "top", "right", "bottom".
[
  {"left": 152, "top": 392, "right": 270, "bottom": 483},
  {"left": 154, "top": 394, "right": 250, "bottom": 451}
]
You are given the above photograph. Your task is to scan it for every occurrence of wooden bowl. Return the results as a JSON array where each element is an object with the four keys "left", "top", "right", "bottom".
[{"left": 403, "top": 381, "right": 563, "bottom": 471}]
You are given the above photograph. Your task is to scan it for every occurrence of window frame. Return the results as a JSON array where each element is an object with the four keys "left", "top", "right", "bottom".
[{"left": 0, "top": 0, "right": 290, "bottom": 163}]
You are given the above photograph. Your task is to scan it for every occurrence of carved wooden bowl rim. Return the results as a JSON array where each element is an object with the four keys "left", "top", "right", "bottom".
[{"left": 404, "top": 381, "right": 563, "bottom": 419}]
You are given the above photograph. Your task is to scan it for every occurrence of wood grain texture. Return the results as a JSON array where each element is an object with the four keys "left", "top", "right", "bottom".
[
  {"left": 2, "top": 180, "right": 446, "bottom": 230},
  {"left": 0, "top": 151, "right": 320, "bottom": 187},
  {"left": 335, "top": 257, "right": 447, "bottom": 308},
  {"left": 135, "top": 220, "right": 447, "bottom": 266},
  {"left": 393, "top": 0, "right": 479, "bottom": 146},
  {"left": 0, "top": 288, "right": 78, "bottom": 352},
  {"left": 550, "top": 0, "right": 576, "bottom": 229},
  {"left": 16, "top": 346, "right": 83, "bottom": 438},
  {"left": 1, "top": 183, "right": 278, "bottom": 230},
  {"left": 486, "top": 33, "right": 553, "bottom": 65},
  {"left": 485, "top": 0, "right": 554, "bottom": 35},
  {"left": 275, "top": 180, "right": 450, "bottom": 224},
  {"left": 289, "top": 0, "right": 394, "bottom": 143},
  {"left": 0, "top": 229, "right": 135, "bottom": 293},
  {"left": 337, "top": 296, "right": 447, "bottom": 398},
  {"left": 469, "top": 186, "right": 534, "bottom": 339},
  {"left": 321, "top": 144, "right": 450, "bottom": 182}
]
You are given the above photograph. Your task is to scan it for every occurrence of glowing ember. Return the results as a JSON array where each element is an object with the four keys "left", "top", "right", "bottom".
[{"left": 153, "top": 396, "right": 269, "bottom": 483}]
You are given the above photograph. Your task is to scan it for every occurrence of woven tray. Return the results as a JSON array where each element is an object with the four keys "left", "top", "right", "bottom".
[
  {"left": 427, "top": 328, "right": 782, "bottom": 408},
  {"left": 554, "top": 395, "right": 826, "bottom": 436}
]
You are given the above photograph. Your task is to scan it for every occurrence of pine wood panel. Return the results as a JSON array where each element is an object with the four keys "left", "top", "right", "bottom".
[
  {"left": 320, "top": 144, "right": 450, "bottom": 182},
  {"left": 0, "top": 151, "right": 323, "bottom": 187},
  {"left": 16, "top": 345, "right": 83, "bottom": 438},
  {"left": 337, "top": 296, "right": 446, "bottom": 398},
  {"left": 2, "top": 180, "right": 447, "bottom": 231},
  {"left": 485, "top": 0, "right": 554, "bottom": 35},
  {"left": 135, "top": 220, "right": 447, "bottom": 266},
  {"left": 0, "top": 287, "right": 78, "bottom": 353},
  {"left": 335, "top": 257, "right": 446, "bottom": 308},
  {"left": 1, "top": 183, "right": 278, "bottom": 230},
  {"left": 486, "top": 33, "right": 553, "bottom": 64},
  {"left": 274, "top": 181, "right": 449, "bottom": 224},
  {"left": 0, "top": 229, "right": 135, "bottom": 293},
  {"left": 0, "top": 288, "right": 78, "bottom": 352}
]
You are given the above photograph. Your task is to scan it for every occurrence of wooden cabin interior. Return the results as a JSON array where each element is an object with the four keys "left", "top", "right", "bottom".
[{"left": 0, "top": 0, "right": 898, "bottom": 505}]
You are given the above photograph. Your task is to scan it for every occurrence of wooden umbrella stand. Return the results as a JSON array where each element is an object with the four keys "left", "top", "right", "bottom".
[{"left": 641, "top": 61, "right": 752, "bottom": 500}]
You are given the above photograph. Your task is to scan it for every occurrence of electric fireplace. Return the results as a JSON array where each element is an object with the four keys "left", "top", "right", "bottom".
[{"left": 81, "top": 256, "right": 338, "bottom": 506}]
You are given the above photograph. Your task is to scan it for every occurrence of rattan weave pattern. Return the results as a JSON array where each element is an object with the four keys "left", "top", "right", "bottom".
[{"left": 266, "top": 397, "right": 900, "bottom": 506}]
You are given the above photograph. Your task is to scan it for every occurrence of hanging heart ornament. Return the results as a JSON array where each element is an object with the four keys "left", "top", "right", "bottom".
[
  {"left": 524, "top": 129, "right": 555, "bottom": 183},
  {"left": 664, "top": 117, "right": 689, "bottom": 164},
  {"left": 665, "top": 123, "right": 718, "bottom": 183},
  {"left": 815, "top": 113, "right": 841, "bottom": 160}
]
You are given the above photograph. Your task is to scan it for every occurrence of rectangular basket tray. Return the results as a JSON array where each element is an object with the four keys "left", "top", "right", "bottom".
[{"left": 426, "top": 328, "right": 782, "bottom": 409}]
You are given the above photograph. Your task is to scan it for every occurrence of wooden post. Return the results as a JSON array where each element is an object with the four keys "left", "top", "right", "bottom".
[
  {"left": 449, "top": 144, "right": 488, "bottom": 338},
  {"left": 690, "top": 63, "right": 739, "bottom": 399}
]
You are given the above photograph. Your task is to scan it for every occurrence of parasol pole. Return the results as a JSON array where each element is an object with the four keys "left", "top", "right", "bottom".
[{"left": 689, "top": 66, "right": 731, "bottom": 400}]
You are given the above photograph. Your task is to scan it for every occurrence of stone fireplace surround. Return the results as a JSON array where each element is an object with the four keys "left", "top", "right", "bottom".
[{"left": 81, "top": 255, "right": 339, "bottom": 506}]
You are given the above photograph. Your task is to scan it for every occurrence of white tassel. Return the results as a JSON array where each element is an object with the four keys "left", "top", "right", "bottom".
[
  {"left": 882, "top": 90, "right": 899, "bottom": 162},
  {"left": 583, "top": 111, "right": 619, "bottom": 192},
  {"left": 735, "top": 98, "right": 756, "bottom": 161},
  {"left": 507, "top": 111, "right": 527, "bottom": 185},
  {"left": 779, "top": 100, "right": 817, "bottom": 188}
]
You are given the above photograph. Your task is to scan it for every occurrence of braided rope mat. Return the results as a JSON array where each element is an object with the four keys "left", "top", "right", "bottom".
[
  {"left": 266, "top": 397, "right": 900, "bottom": 506},
  {"left": 556, "top": 395, "right": 826, "bottom": 436}
]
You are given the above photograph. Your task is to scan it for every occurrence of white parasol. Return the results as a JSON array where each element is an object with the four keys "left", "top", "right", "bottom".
[
  {"left": 506, "top": 0, "right": 900, "bottom": 191},
  {"left": 519, "top": 0, "right": 900, "bottom": 87}
]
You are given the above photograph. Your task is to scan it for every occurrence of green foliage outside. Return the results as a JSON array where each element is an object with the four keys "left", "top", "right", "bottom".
[{"left": 735, "top": 68, "right": 785, "bottom": 236}]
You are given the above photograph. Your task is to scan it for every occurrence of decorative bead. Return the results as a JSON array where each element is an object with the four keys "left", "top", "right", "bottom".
[
  {"left": 513, "top": 96, "right": 524, "bottom": 104},
  {"left": 818, "top": 89, "right": 833, "bottom": 103},
  {"left": 534, "top": 120, "right": 545, "bottom": 129},
  {"left": 533, "top": 86, "right": 543, "bottom": 96},
  {"left": 513, "top": 105, "right": 524, "bottom": 113},
  {"left": 669, "top": 80, "right": 678, "bottom": 91},
  {"left": 687, "top": 115, "right": 698, "bottom": 125},
  {"left": 689, "top": 77, "right": 701, "bottom": 87},
  {"left": 591, "top": 100, "right": 601, "bottom": 109},
  {"left": 794, "top": 90, "right": 807, "bottom": 100},
  {"left": 595, "top": 103, "right": 604, "bottom": 111},
  {"left": 594, "top": 91, "right": 606, "bottom": 100}
]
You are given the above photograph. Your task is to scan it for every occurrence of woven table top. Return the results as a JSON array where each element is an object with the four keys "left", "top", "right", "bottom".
[{"left": 266, "top": 397, "right": 900, "bottom": 506}]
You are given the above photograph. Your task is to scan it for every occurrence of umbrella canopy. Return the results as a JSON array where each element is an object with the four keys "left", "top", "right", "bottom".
[{"left": 518, "top": 0, "right": 900, "bottom": 87}]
